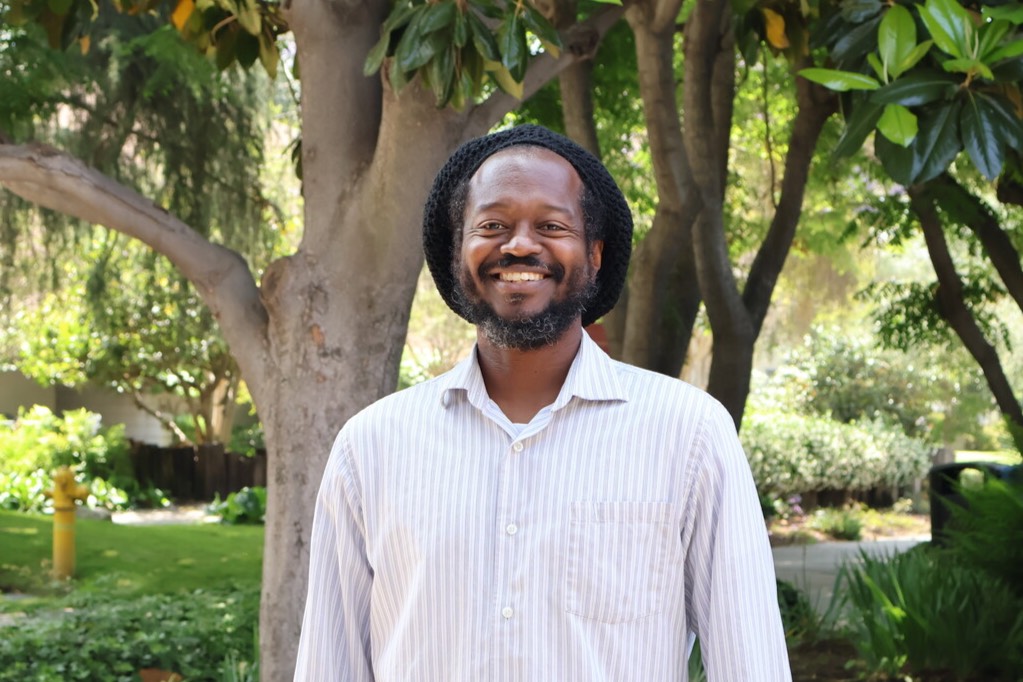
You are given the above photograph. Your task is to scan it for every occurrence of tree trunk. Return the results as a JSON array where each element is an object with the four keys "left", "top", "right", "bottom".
[
  {"left": 683, "top": 3, "right": 833, "bottom": 427},
  {"left": 620, "top": 0, "right": 702, "bottom": 376},
  {"left": 909, "top": 185, "right": 1023, "bottom": 450}
]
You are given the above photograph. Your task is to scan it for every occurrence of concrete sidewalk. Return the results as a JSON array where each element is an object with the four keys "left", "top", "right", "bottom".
[{"left": 772, "top": 535, "right": 929, "bottom": 609}]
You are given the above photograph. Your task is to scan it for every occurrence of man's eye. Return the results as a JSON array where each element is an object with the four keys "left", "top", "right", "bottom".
[
  {"left": 480, "top": 222, "right": 506, "bottom": 231},
  {"left": 540, "top": 223, "right": 566, "bottom": 231}
]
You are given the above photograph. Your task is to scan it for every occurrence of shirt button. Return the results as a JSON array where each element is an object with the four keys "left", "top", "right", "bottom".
[
  {"left": 505, "top": 523, "right": 518, "bottom": 536},
  {"left": 502, "top": 606, "right": 514, "bottom": 619},
  {"left": 512, "top": 441, "right": 524, "bottom": 452}
]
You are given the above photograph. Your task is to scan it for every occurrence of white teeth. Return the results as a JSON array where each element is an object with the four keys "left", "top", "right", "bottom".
[{"left": 499, "top": 272, "right": 545, "bottom": 282}]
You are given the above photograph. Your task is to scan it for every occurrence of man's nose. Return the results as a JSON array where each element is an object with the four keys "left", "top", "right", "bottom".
[{"left": 500, "top": 224, "right": 542, "bottom": 256}]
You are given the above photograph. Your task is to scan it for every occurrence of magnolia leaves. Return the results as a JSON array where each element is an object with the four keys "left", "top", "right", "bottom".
[
  {"left": 3, "top": 0, "right": 287, "bottom": 77},
  {"left": 169, "top": 0, "right": 285, "bottom": 77},
  {"left": 802, "top": 0, "right": 1023, "bottom": 184},
  {"left": 363, "top": 0, "right": 562, "bottom": 108}
]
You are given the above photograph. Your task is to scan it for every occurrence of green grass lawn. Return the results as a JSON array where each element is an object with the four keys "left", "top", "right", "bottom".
[
  {"left": 955, "top": 449, "right": 1022, "bottom": 466},
  {"left": 0, "top": 510, "right": 263, "bottom": 603}
]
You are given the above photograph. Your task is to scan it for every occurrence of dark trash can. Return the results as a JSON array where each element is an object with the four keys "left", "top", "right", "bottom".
[{"left": 929, "top": 461, "right": 1021, "bottom": 546}]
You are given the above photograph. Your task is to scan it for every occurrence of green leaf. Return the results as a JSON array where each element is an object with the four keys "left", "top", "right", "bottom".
[
  {"left": 382, "top": 3, "right": 417, "bottom": 34},
  {"left": 870, "top": 70, "right": 960, "bottom": 106},
  {"left": 364, "top": 33, "right": 390, "bottom": 76},
  {"left": 879, "top": 99, "right": 963, "bottom": 184},
  {"left": 974, "top": 92, "right": 1023, "bottom": 151},
  {"left": 977, "top": 3, "right": 1023, "bottom": 24},
  {"left": 419, "top": 1, "right": 456, "bottom": 36},
  {"left": 258, "top": 34, "right": 278, "bottom": 79},
  {"left": 868, "top": 52, "right": 885, "bottom": 81},
  {"left": 500, "top": 11, "right": 528, "bottom": 81},
  {"left": 521, "top": 5, "right": 562, "bottom": 55},
  {"left": 986, "top": 38, "right": 1023, "bottom": 63},
  {"left": 466, "top": 9, "right": 500, "bottom": 62},
  {"left": 918, "top": 0, "right": 972, "bottom": 59},
  {"left": 878, "top": 4, "right": 916, "bottom": 79},
  {"left": 799, "top": 67, "right": 880, "bottom": 91},
  {"left": 983, "top": 3, "right": 1023, "bottom": 25},
  {"left": 841, "top": 0, "right": 884, "bottom": 24},
  {"left": 896, "top": 40, "right": 934, "bottom": 75},
  {"left": 453, "top": 10, "right": 468, "bottom": 47},
  {"left": 977, "top": 18, "right": 1011, "bottom": 61},
  {"left": 428, "top": 43, "right": 456, "bottom": 106},
  {"left": 833, "top": 15, "right": 882, "bottom": 65},
  {"left": 484, "top": 58, "right": 523, "bottom": 98},
  {"left": 833, "top": 97, "right": 884, "bottom": 158},
  {"left": 962, "top": 93, "right": 1005, "bottom": 179},
  {"left": 395, "top": 12, "right": 448, "bottom": 72},
  {"left": 215, "top": 24, "right": 239, "bottom": 70},
  {"left": 942, "top": 57, "right": 994, "bottom": 80},
  {"left": 235, "top": 30, "right": 260, "bottom": 68},
  {"left": 235, "top": 1, "right": 260, "bottom": 36},
  {"left": 877, "top": 103, "right": 918, "bottom": 146}
]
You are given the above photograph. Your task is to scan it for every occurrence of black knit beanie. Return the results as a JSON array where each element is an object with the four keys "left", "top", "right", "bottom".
[{"left": 422, "top": 124, "right": 633, "bottom": 328}]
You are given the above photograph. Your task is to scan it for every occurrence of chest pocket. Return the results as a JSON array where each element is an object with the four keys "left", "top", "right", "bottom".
[{"left": 565, "top": 501, "right": 676, "bottom": 624}]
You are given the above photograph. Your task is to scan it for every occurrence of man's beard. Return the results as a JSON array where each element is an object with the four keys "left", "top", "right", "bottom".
[{"left": 454, "top": 255, "right": 597, "bottom": 351}]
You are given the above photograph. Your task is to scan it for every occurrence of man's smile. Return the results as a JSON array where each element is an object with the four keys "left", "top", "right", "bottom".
[{"left": 495, "top": 271, "right": 547, "bottom": 282}]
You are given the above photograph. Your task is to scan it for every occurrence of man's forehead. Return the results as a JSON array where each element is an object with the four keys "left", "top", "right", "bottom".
[{"left": 469, "top": 145, "right": 580, "bottom": 184}]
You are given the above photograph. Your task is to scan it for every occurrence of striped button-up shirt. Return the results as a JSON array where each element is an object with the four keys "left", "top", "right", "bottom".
[{"left": 295, "top": 331, "right": 791, "bottom": 681}]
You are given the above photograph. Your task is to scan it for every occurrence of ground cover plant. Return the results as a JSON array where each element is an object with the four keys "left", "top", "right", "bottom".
[
  {"left": 0, "top": 510, "right": 263, "bottom": 680},
  {"left": 839, "top": 547, "right": 1023, "bottom": 681}
]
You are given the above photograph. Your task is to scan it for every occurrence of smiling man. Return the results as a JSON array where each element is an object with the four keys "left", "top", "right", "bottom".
[{"left": 294, "top": 125, "right": 791, "bottom": 681}]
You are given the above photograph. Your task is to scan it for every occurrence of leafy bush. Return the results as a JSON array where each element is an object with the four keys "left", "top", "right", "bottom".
[
  {"left": 839, "top": 548, "right": 1023, "bottom": 680},
  {"left": 742, "top": 409, "right": 931, "bottom": 497},
  {"left": 208, "top": 486, "right": 266, "bottom": 525},
  {"left": 0, "top": 469, "right": 50, "bottom": 512},
  {"left": 763, "top": 328, "right": 999, "bottom": 446},
  {"left": 807, "top": 506, "right": 863, "bottom": 541},
  {"left": 0, "top": 406, "right": 151, "bottom": 511},
  {"left": 944, "top": 476, "right": 1023, "bottom": 598},
  {"left": 0, "top": 588, "right": 258, "bottom": 682}
]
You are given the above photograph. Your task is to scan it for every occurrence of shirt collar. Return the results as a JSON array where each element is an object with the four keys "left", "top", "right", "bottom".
[{"left": 440, "top": 329, "right": 628, "bottom": 411}]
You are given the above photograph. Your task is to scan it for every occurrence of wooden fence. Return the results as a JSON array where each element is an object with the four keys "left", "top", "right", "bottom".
[{"left": 130, "top": 443, "right": 267, "bottom": 501}]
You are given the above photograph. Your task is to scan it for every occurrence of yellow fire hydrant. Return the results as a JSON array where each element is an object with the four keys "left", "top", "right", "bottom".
[{"left": 45, "top": 467, "right": 89, "bottom": 580}]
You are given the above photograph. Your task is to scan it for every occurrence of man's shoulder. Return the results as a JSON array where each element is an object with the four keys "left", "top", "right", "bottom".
[
  {"left": 345, "top": 369, "right": 453, "bottom": 429},
  {"left": 603, "top": 357, "right": 731, "bottom": 424}
]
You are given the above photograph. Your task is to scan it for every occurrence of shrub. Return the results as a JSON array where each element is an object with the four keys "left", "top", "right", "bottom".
[
  {"left": 0, "top": 588, "right": 258, "bottom": 682},
  {"left": 208, "top": 486, "right": 266, "bottom": 525},
  {"left": 944, "top": 476, "right": 1023, "bottom": 598},
  {"left": 839, "top": 548, "right": 1023, "bottom": 680},
  {"left": 0, "top": 406, "right": 150, "bottom": 511},
  {"left": 742, "top": 409, "right": 931, "bottom": 497},
  {"left": 807, "top": 506, "right": 863, "bottom": 541}
]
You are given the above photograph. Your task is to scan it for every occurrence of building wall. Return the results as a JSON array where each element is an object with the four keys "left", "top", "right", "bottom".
[{"left": 0, "top": 371, "right": 171, "bottom": 445}]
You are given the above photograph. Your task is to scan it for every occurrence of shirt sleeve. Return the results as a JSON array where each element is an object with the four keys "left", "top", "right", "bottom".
[
  {"left": 294, "top": 429, "right": 375, "bottom": 682},
  {"left": 683, "top": 402, "right": 792, "bottom": 681}
]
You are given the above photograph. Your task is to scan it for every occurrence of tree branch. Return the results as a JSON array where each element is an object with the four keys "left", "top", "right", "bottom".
[
  {"left": 909, "top": 185, "right": 1023, "bottom": 438},
  {"left": 928, "top": 173, "right": 1023, "bottom": 313},
  {"left": 0, "top": 142, "right": 271, "bottom": 392},
  {"left": 743, "top": 67, "right": 837, "bottom": 334}
]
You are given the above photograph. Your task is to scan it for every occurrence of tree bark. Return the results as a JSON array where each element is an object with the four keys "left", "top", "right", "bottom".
[
  {"left": 620, "top": 0, "right": 702, "bottom": 377},
  {"left": 909, "top": 186, "right": 1023, "bottom": 449}
]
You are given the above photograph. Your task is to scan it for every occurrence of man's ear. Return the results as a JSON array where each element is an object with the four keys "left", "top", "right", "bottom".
[{"left": 590, "top": 240, "right": 604, "bottom": 272}]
